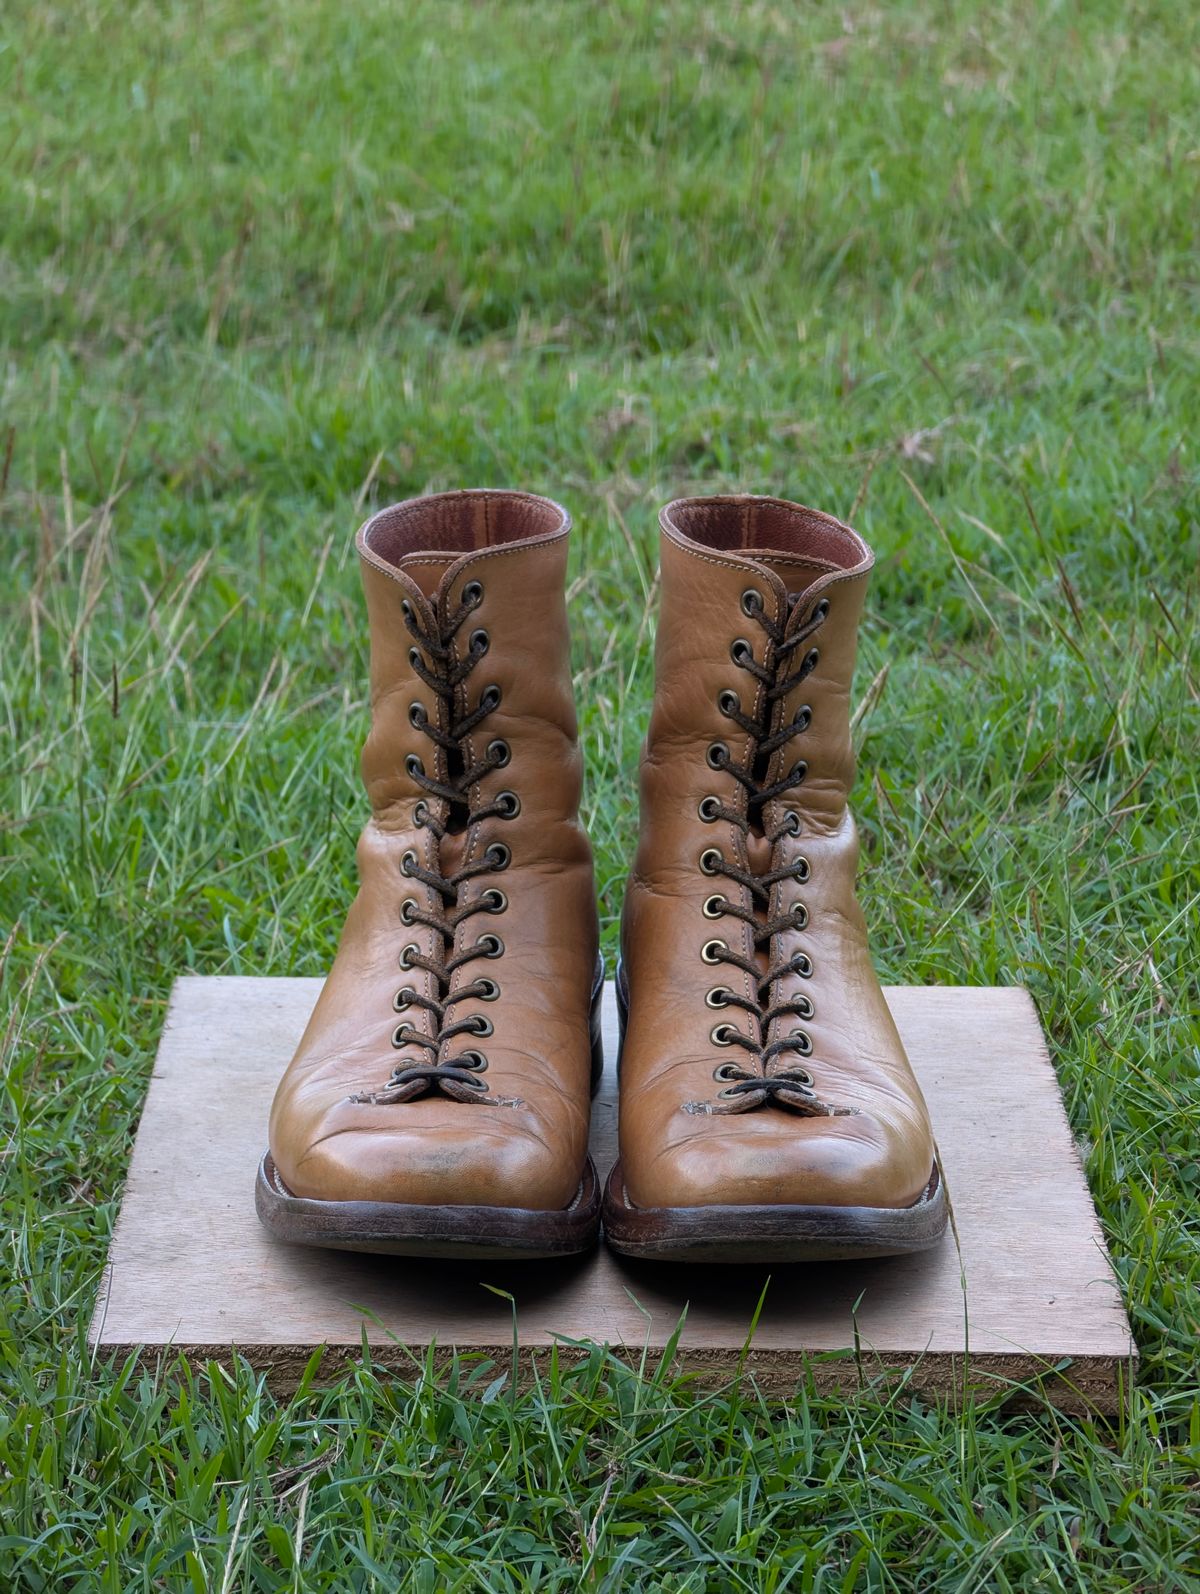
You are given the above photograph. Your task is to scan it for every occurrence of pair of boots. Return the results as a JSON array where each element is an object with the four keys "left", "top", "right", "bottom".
[{"left": 257, "top": 490, "right": 946, "bottom": 1264}]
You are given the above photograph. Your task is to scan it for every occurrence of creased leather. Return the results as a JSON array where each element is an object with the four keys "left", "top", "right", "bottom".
[
  {"left": 269, "top": 491, "right": 598, "bottom": 1211},
  {"left": 618, "top": 495, "right": 936, "bottom": 1211}
]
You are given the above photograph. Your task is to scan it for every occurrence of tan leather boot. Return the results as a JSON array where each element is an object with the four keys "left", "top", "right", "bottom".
[
  {"left": 258, "top": 491, "right": 602, "bottom": 1258},
  {"left": 604, "top": 495, "right": 946, "bottom": 1262}
]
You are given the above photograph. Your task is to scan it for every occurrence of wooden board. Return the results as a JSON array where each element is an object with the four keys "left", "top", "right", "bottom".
[{"left": 89, "top": 979, "right": 1135, "bottom": 1413}]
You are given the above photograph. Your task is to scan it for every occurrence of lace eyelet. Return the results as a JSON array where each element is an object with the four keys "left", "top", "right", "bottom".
[
  {"left": 463, "top": 580, "right": 484, "bottom": 608},
  {"left": 699, "top": 847, "right": 722, "bottom": 876},
  {"left": 730, "top": 638, "right": 753, "bottom": 666},
  {"left": 391, "top": 1024, "right": 413, "bottom": 1049},
  {"left": 459, "top": 1050, "right": 488, "bottom": 1070},
  {"left": 710, "top": 1023, "right": 737, "bottom": 1047},
  {"left": 469, "top": 628, "right": 490, "bottom": 656},
  {"left": 400, "top": 598, "right": 415, "bottom": 623},
  {"left": 790, "top": 760, "right": 808, "bottom": 786},
  {"left": 705, "top": 987, "right": 732, "bottom": 1009},
  {"left": 795, "top": 995, "right": 815, "bottom": 1020},
  {"left": 393, "top": 987, "right": 415, "bottom": 1011},
  {"left": 803, "top": 646, "right": 820, "bottom": 674},
  {"left": 717, "top": 689, "right": 740, "bottom": 717},
  {"left": 476, "top": 933, "right": 504, "bottom": 958},
  {"left": 700, "top": 938, "right": 728, "bottom": 965},
  {"left": 790, "top": 1029, "right": 814, "bottom": 1056},
  {"left": 413, "top": 800, "right": 429, "bottom": 826},
  {"left": 782, "top": 810, "right": 801, "bottom": 835},
  {"left": 713, "top": 1061, "right": 741, "bottom": 1082},
  {"left": 409, "top": 702, "right": 427, "bottom": 728},
  {"left": 482, "top": 888, "right": 508, "bottom": 914},
  {"left": 475, "top": 978, "right": 500, "bottom": 1002},
  {"left": 408, "top": 646, "right": 422, "bottom": 669},
  {"left": 400, "top": 850, "right": 418, "bottom": 876},
  {"left": 793, "top": 855, "right": 811, "bottom": 883},
  {"left": 399, "top": 898, "right": 418, "bottom": 925},
  {"left": 405, "top": 754, "right": 425, "bottom": 780},
  {"left": 789, "top": 1066, "right": 814, "bottom": 1087},
  {"left": 698, "top": 796, "right": 721, "bottom": 823},
  {"left": 813, "top": 598, "right": 830, "bottom": 622},
  {"left": 795, "top": 704, "right": 812, "bottom": 733},
  {"left": 398, "top": 942, "right": 419, "bottom": 970},
  {"left": 494, "top": 791, "right": 521, "bottom": 819},
  {"left": 791, "top": 902, "right": 809, "bottom": 930},
  {"left": 706, "top": 742, "right": 728, "bottom": 770},
  {"left": 469, "top": 1013, "right": 494, "bottom": 1037},
  {"left": 487, "top": 738, "right": 511, "bottom": 768},
  {"left": 790, "top": 951, "right": 813, "bottom": 978},
  {"left": 479, "top": 683, "right": 502, "bottom": 712},
  {"left": 702, "top": 894, "right": 726, "bottom": 920},
  {"left": 740, "top": 589, "right": 763, "bottom": 617},
  {"left": 485, "top": 842, "right": 511, "bottom": 871}
]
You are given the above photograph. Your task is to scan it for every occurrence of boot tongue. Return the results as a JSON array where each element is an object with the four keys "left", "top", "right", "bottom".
[{"left": 397, "top": 555, "right": 455, "bottom": 600}]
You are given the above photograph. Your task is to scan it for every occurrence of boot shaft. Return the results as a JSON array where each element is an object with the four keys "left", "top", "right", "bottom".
[
  {"left": 356, "top": 491, "right": 584, "bottom": 850},
  {"left": 638, "top": 497, "right": 874, "bottom": 876}
]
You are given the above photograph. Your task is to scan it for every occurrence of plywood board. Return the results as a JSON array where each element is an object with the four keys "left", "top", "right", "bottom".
[{"left": 89, "top": 979, "right": 1135, "bottom": 1413}]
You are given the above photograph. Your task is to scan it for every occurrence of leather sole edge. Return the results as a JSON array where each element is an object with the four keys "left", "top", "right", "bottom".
[
  {"left": 256, "top": 1151, "right": 603, "bottom": 1260},
  {"left": 601, "top": 1160, "right": 948, "bottom": 1263}
]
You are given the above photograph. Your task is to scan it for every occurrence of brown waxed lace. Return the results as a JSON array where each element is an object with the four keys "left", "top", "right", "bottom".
[
  {"left": 685, "top": 588, "right": 854, "bottom": 1119},
  {"left": 352, "top": 582, "right": 520, "bottom": 1107}
]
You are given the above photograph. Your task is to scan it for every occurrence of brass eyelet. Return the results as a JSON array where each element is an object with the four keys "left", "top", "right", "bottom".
[
  {"left": 717, "top": 689, "right": 740, "bottom": 717},
  {"left": 463, "top": 580, "right": 484, "bottom": 607},
  {"left": 730, "top": 638, "right": 753, "bottom": 666},
  {"left": 405, "top": 754, "right": 424, "bottom": 779},
  {"left": 400, "top": 850, "right": 418, "bottom": 876},
  {"left": 705, "top": 987, "right": 732, "bottom": 1009},
  {"left": 700, "top": 938, "right": 728, "bottom": 965},
  {"left": 487, "top": 738, "right": 511, "bottom": 768},
  {"left": 485, "top": 842, "right": 511, "bottom": 871},
  {"left": 469, "top": 628, "right": 490, "bottom": 656},
  {"left": 790, "top": 759, "right": 808, "bottom": 786},
  {"left": 698, "top": 795, "right": 721, "bottom": 823},
  {"left": 791, "top": 1029, "right": 814, "bottom": 1056},
  {"left": 813, "top": 598, "right": 830, "bottom": 622},
  {"left": 795, "top": 704, "right": 812, "bottom": 733},
  {"left": 706, "top": 741, "right": 728, "bottom": 769},
  {"left": 392, "top": 987, "right": 415, "bottom": 1011},
  {"left": 699, "top": 847, "right": 722, "bottom": 875},
  {"left": 495, "top": 791, "right": 521, "bottom": 819},
  {"left": 789, "top": 1066, "right": 814, "bottom": 1087},
  {"left": 702, "top": 894, "right": 726, "bottom": 919},
  {"left": 399, "top": 898, "right": 418, "bottom": 925},
  {"left": 476, "top": 933, "right": 504, "bottom": 958},
  {"left": 409, "top": 702, "right": 427, "bottom": 728},
  {"left": 400, "top": 598, "right": 415, "bottom": 623},
  {"left": 793, "top": 855, "right": 811, "bottom": 883},
  {"left": 791, "top": 902, "right": 809, "bottom": 929},
  {"left": 790, "top": 951, "right": 813, "bottom": 978},
  {"left": 459, "top": 1049, "right": 488, "bottom": 1070},
  {"left": 408, "top": 646, "right": 422, "bottom": 669},
  {"left": 710, "top": 1023, "right": 737, "bottom": 1047},
  {"left": 479, "top": 683, "right": 502, "bottom": 711},
  {"left": 391, "top": 1024, "right": 413, "bottom": 1049},
  {"left": 782, "top": 810, "right": 801, "bottom": 835},
  {"left": 482, "top": 888, "right": 508, "bottom": 914},
  {"left": 713, "top": 1061, "right": 742, "bottom": 1082},
  {"left": 470, "top": 1013, "right": 494, "bottom": 1037},
  {"left": 413, "top": 800, "right": 429, "bottom": 826},
  {"left": 740, "top": 588, "right": 763, "bottom": 616},
  {"left": 803, "top": 646, "right": 820, "bottom": 674},
  {"left": 475, "top": 978, "right": 500, "bottom": 1001},
  {"left": 398, "top": 942, "right": 419, "bottom": 970},
  {"left": 795, "top": 994, "right": 815, "bottom": 1020}
]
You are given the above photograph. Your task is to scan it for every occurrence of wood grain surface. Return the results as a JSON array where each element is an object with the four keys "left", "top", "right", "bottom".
[{"left": 89, "top": 978, "right": 1136, "bottom": 1413}]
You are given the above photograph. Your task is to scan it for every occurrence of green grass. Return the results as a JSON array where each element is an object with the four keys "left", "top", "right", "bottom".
[{"left": 2, "top": 0, "right": 1199, "bottom": 1585}]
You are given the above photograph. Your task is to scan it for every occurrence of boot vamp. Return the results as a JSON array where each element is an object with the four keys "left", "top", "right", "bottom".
[
  {"left": 619, "top": 809, "right": 936, "bottom": 1211},
  {"left": 269, "top": 820, "right": 596, "bottom": 1211}
]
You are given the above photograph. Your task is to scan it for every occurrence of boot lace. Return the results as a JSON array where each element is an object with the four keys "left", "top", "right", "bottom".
[
  {"left": 354, "top": 580, "right": 520, "bottom": 1107},
  {"left": 686, "top": 587, "right": 852, "bottom": 1118}
]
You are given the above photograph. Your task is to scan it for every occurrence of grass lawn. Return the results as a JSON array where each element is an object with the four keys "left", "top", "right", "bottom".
[{"left": 2, "top": 0, "right": 1199, "bottom": 1586}]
